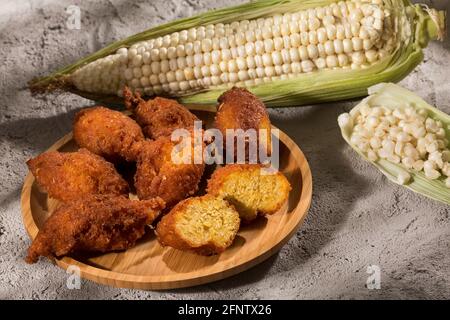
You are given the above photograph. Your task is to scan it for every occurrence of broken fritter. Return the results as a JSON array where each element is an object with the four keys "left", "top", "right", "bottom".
[
  {"left": 156, "top": 195, "right": 240, "bottom": 255},
  {"left": 27, "top": 149, "right": 129, "bottom": 202},
  {"left": 25, "top": 195, "right": 165, "bottom": 263},
  {"left": 207, "top": 164, "right": 291, "bottom": 222},
  {"left": 73, "top": 106, "right": 144, "bottom": 162}
]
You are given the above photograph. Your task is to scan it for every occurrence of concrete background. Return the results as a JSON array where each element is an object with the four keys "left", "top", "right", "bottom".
[{"left": 0, "top": 0, "right": 449, "bottom": 299}]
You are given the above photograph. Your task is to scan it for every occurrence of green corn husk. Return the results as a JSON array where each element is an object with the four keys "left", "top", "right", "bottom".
[
  {"left": 29, "top": 0, "right": 445, "bottom": 108},
  {"left": 339, "top": 83, "right": 450, "bottom": 205}
]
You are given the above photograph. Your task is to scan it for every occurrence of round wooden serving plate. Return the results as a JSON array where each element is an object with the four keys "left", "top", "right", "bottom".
[{"left": 21, "top": 112, "right": 312, "bottom": 290}]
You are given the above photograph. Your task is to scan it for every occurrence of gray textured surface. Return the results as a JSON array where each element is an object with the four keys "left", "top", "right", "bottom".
[{"left": 0, "top": 0, "right": 449, "bottom": 300}]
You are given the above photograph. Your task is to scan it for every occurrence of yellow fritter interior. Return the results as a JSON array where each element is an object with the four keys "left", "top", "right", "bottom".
[
  {"left": 176, "top": 197, "right": 240, "bottom": 248},
  {"left": 217, "top": 168, "right": 290, "bottom": 220}
]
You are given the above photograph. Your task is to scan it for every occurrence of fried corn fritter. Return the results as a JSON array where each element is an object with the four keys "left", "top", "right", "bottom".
[
  {"left": 156, "top": 195, "right": 240, "bottom": 255},
  {"left": 124, "top": 87, "right": 199, "bottom": 139},
  {"left": 215, "top": 87, "right": 272, "bottom": 159},
  {"left": 27, "top": 149, "right": 129, "bottom": 202},
  {"left": 26, "top": 195, "right": 165, "bottom": 263},
  {"left": 134, "top": 137, "right": 205, "bottom": 208},
  {"left": 207, "top": 164, "right": 291, "bottom": 222},
  {"left": 73, "top": 106, "right": 144, "bottom": 162}
]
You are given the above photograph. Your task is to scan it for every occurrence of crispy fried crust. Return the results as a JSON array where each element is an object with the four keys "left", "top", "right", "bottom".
[
  {"left": 207, "top": 164, "right": 291, "bottom": 222},
  {"left": 134, "top": 137, "right": 205, "bottom": 207},
  {"left": 26, "top": 195, "right": 165, "bottom": 263},
  {"left": 215, "top": 87, "right": 272, "bottom": 159},
  {"left": 156, "top": 195, "right": 240, "bottom": 255},
  {"left": 26, "top": 149, "right": 129, "bottom": 202},
  {"left": 73, "top": 106, "right": 144, "bottom": 162},
  {"left": 124, "top": 87, "right": 198, "bottom": 139}
]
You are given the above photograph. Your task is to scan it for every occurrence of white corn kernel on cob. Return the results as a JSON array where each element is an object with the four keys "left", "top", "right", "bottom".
[{"left": 30, "top": 0, "right": 445, "bottom": 108}]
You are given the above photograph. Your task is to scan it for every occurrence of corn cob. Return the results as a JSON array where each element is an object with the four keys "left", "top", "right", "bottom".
[{"left": 29, "top": 0, "right": 445, "bottom": 108}]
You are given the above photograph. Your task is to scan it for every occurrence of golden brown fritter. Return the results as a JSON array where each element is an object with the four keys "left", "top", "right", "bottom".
[
  {"left": 134, "top": 137, "right": 205, "bottom": 208},
  {"left": 27, "top": 149, "right": 129, "bottom": 203},
  {"left": 26, "top": 195, "right": 165, "bottom": 264},
  {"left": 215, "top": 87, "right": 272, "bottom": 160},
  {"left": 124, "top": 87, "right": 199, "bottom": 139},
  {"left": 156, "top": 195, "right": 240, "bottom": 255},
  {"left": 207, "top": 164, "right": 291, "bottom": 222},
  {"left": 73, "top": 106, "right": 144, "bottom": 162}
]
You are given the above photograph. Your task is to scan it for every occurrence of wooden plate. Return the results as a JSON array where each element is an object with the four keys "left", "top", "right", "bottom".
[{"left": 21, "top": 111, "right": 312, "bottom": 290}]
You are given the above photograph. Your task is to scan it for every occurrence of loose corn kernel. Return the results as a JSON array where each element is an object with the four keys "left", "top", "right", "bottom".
[{"left": 342, "top": 101, "right": 450, "bottom": 187}]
